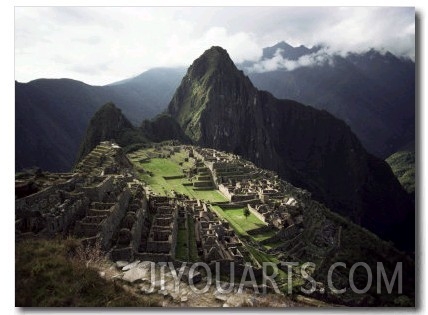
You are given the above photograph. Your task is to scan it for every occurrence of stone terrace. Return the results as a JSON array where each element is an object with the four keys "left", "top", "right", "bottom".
[
  {"left": 16, "top": 142, "right": 135, "bottom": 248},
  {"left": 195, "top": 203, "right": 244, "bottom": 264}
]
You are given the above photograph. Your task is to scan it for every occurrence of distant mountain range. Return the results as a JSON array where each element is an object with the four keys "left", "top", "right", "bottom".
[
  {"left": 16, "top": 68, "right": 185, "bottom": 172},
  {"left": 80, "top": 46, "right": 414, "bottom": 251},
  {"left": 16, "top": 41, "right": 414, "bottom": 173},
  {"left": 244, "top": 41, "right": 415, "bottom": 159}
]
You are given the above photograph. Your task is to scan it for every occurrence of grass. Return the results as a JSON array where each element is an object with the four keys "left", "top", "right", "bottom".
[
  {"left": 140, "top": 158, "right": 183, "bottom": 177},
  {"left": 263, "top": 239, "right": 284, "bottom": 250},
  {"left": 188, "top": 188, "right": 228, "bottom": 202},
  {"left": 208, "top": 205, "right": 293, "bottom": 286},
  {"left": 211, "top": 206, "right": 267, "bottom": 236},
  {"left": 164, "top": 178, "right": 228, "bottom": 202},
  {"left": 139, "top": 175, "right": 229, "bottom": 202},
  {"left": 245, "top": 244, "right": 294, "bottom": 288},
  {"left": 224, "top": 208, "right": 267, "bottom": 230},
  {"left": 15, "top": 238, "right": 161, "bottom": 307},
  {"left": 246, "top": 244, "right": 279, "bottom": 265},
  {"left": 251, "top": 230, "right": 277, "bottom": 242},
  {"left": 140, "top": 176, "right": 187, "bottom": 196},
  {"left": 133, "top": 152, "right": 228, "bottom": 202},
  {"left": 169, "top": 151, "right": 194, "bottom": 169},
  {"left": 385, "top": 150, "right": 415, "bottom": 194}
]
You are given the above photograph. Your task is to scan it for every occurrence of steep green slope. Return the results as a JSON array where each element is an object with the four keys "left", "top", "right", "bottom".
[
  {"left": 140, "top": 114, "right": 191, "bottom": 144},
  {"left": 386, "top": 151, "right": 415, "bottom": 195},
  {"left": 16, "top": 43, "right": 414, "bottom": 172}
]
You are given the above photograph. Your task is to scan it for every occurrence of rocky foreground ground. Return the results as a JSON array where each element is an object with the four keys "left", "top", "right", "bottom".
[{"left": 97, "top": 259, "right": 316, "bottom": 307}]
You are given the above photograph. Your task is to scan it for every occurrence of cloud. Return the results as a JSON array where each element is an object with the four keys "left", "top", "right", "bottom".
[
  {"left": 69, "top": 62, "right": 111, "bottom": 76},
  {"left": 157, "top": 26, "right": 262, "bottom": 67},
  {"left": 172, "top": 7, "right": 414, "bottom": 60},
  {"left": 72, "top": 35, "right": 102, "bottom": 45},
  {"left": 313, "top": 7, "right": 415, "bottom": 60},
  {"left": 201, "top": 27, "right": 262, "bottom": 63},
  {"left": 248, "top": 48, "right": 333, "bottom": 73},
  {"left": 14, "top": 7, "right": 415, "bottom": 85}
]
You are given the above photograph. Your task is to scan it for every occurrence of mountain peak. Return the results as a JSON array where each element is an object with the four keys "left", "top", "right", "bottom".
[
  {"left": 76, "top": 102, "right": 135, "bottom": 162},
  {"left": 262, "top": 41, "right": 320, "bottom": 60},
  {"left": 196, "top": 46, "right": 232, "bottom": 65},
  {"left": 98, "top": 101, "right": 121, "bottom": 112},
  {"left": 205, "top": 45, "right": 229, "bottom": 55},
  {"left": 272, "top": 41, "right": 294, "bottom": 49},
  {"left": 168, "top": 46, "right": 255, "bottom": 142},
  {"left": 93, "top": 102, "right": 133, "bottom": 129},
  {"left": 186, "top": 46, "right": 238, "bottom": 81}
]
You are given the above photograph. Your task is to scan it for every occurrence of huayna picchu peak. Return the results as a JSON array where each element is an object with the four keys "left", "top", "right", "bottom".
[
  {"left": 167, "top": 46, "right": 414, "bottom": 251},
  {"left": 169, "top": 46, "right": 256, "bottom": 142}
]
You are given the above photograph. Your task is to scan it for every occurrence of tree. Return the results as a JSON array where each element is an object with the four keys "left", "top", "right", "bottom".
[{"left": 243, "top": 208, "right": 251, "bottom": 220}]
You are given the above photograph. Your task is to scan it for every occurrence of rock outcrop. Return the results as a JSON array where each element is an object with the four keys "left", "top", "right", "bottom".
[{"left": 77, "top": 102, "right": 145, "bottom": 162}]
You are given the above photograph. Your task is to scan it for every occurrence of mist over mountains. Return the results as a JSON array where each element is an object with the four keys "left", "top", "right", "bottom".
[{"left": 244, "top": 42, "right": 415, "bottom": 158}]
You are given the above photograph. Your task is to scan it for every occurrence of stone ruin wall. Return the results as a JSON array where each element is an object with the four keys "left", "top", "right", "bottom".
[
  {"left": 247, "top": 204, "right": 268, "bottom": 223},
  {"left": 80, "top": 176, "right": 114, "bottom": 202},
  {"left": 98, "top": 187, "right": 131, "bottom": 249},
  {"left": 146, "top": 205, "right": 178, "bottom": 258},
  {"left": 110, "top": 188, "right": 148, "bottom": 262}
]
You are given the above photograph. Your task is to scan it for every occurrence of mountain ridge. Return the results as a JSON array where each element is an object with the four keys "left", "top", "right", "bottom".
[
  {"left": 16, "top": 68, "right": 185, "bottom": 172},
  {"left": 260, "top": 41, "right": 321, "bottom": 60},
  {"left": 244, "top": 43, "right": 415, "bottom": 158}
]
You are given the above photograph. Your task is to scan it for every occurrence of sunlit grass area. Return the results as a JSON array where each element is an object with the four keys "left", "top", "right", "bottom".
[
  {"left": 140, "top": 158, "right": 183, "bottom": 176},
  {"left": 211, "top": 206, "right": 267, "bottom": 235},
  {"left": 131, "top": 151, "right": 228, "bottom": 202}
]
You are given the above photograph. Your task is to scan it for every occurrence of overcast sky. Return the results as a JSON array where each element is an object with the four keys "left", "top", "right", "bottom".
[{"left": 15, "top": 6, "right": 415, "bottom": 86}]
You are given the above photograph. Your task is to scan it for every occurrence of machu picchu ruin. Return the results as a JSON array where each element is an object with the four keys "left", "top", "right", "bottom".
[
  {"left": 15, "top": 141, "right": 415, "bottom": 307},
  {"left": 13, "top": 6, "right": 418, "bottom": 309}
]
